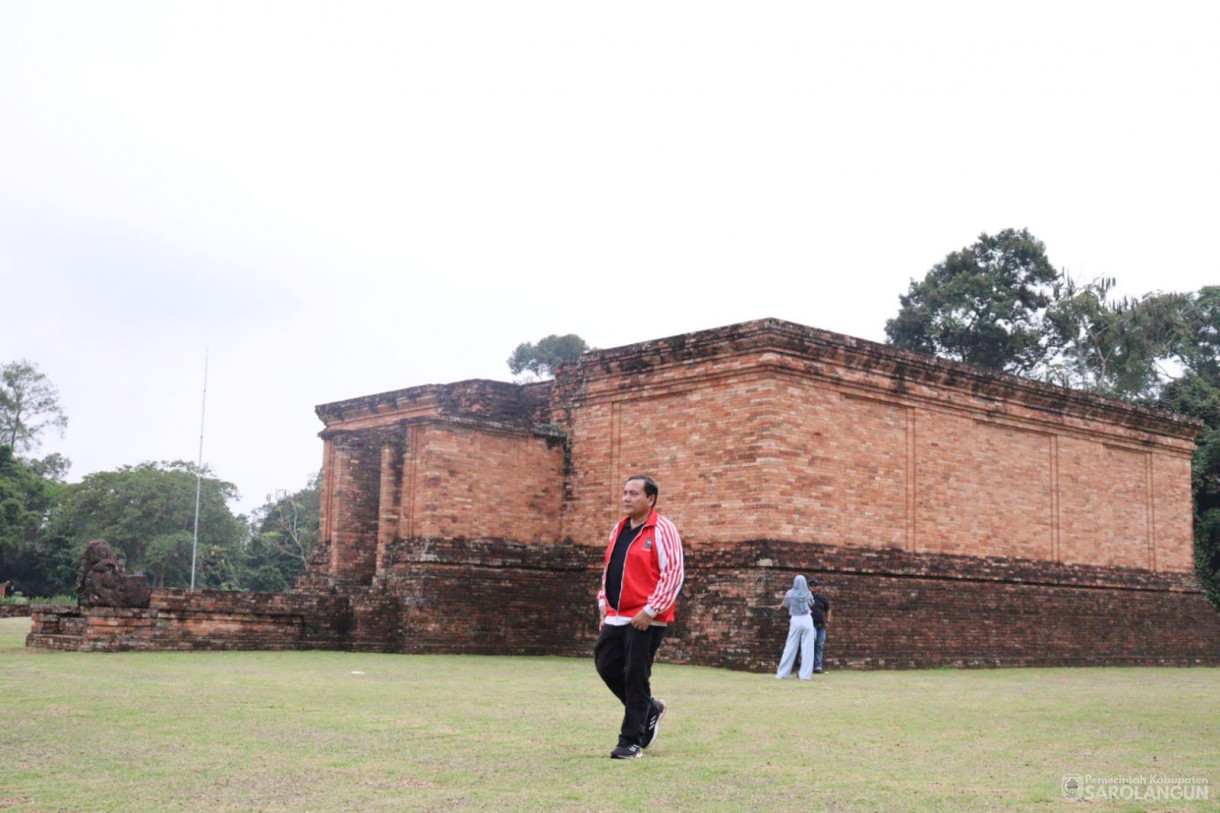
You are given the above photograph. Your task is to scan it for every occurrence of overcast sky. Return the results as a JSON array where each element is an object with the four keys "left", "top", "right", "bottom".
[{"left": 2, "top": 1, "right": 1217, "bottom": 517}]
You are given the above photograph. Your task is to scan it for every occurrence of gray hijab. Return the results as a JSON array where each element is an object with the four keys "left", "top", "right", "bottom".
[{"left": 782, "top": 575, "right": 814, "bottom": 616}]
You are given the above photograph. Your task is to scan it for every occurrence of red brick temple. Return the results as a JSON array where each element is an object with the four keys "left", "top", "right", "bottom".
[{"left": 30, "top": 319, "right": 1220, "bottom": 668}]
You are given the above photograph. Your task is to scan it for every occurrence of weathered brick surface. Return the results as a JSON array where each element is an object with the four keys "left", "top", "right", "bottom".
[
  {"left": 555, "top": 324, "right": 1197, "bottom": 569},
  {"left": 26, "top": 589, "right": 352, "bottom": 652},
  {"left": 27, "top": 540, "right": 1220, "bottom": 667},
  {"left": 309, "top": 383, "right": 567, "bottom": 591},
  {"left": 401, "top": 422, "right": 565, "bottom": 543},
  {"left": 319, "top": 429, "right": 392, "bottom": 584},
  {"left": 663, "top": 540, "right": 1220, "bottom": 670},
  {"left": 28, "top": 319, "right": 1220, "bottom": 668},
  {"left": 0, "top": 604, "right": 32, "bottom": 618},
  {"left": 378, "top": 537, "right": 593, "bottom": 656},
  {"left": 375, "top": 539, "right": 1220, "bottom": 669}
]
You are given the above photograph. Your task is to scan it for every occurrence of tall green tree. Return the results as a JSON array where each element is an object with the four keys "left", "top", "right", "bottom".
[
  {"left": 1043, "top": 278, "right": 1190, "bottom": 399},
  {"left": 507, "top": 334, "right": 589, "bottom": 380},
  {"left": 42, "top": 461, "right": 244, "bottom": 590},
  {"left": 1153, "top": 287, "right": 1220, "bottom": 606},
  {"left": 0, "top": 444, "right": 65, "bottom": 596},
  {"left": 885, "top": 229, "right": 1061, "bottom": 375},
  {"left": 0, "top": 359, "right": 69, "bottom": 454},
  {"left": 1158, "top": 372, "right": 1220, "bottom": 604},
  {"left": 1176, "top": 286, "right": 1220, "bottom": 382},
  {"left": 242, "top": 474, "right": 321, "bottom": 592},
  {"left": 0, "top": 360, "right": 71, "bottom": 597}
]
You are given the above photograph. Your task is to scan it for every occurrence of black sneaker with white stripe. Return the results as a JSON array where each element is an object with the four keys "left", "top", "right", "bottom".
[
  {"left": 643, "top": 699, "right": 667, "bottom": 749},
  {"left": 610, "top": 743, "right": 642, "bottom": 759}
]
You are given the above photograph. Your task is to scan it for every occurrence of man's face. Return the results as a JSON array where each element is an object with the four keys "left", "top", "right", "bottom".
[{"left": 622, "top": 479, "right": 654, "bottom": 520}]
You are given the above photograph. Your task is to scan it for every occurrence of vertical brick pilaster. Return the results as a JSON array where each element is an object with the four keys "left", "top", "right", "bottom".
[
  {"left": 1146, "top": 451, "right": 1157, "bottom": 572},
  {"left": 402, "top": 425, "right": 418, "bottom": 541},
  {"left": 906, "top": 406, "right": 916, "bottom": 552},
  {"left": 376, "top": 444, "right": 399, "bottom": 579},
  {"left": 1050, "top": 434, "right": 1061, "bottom": 563}
]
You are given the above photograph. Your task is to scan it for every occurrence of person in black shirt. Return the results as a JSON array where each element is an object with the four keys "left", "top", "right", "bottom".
[
  {"left": 809, "top": 579, "right": 831, "bottom": 674},
  {"left": 595, "top": 475, "right": 685, "bottom": 759}
]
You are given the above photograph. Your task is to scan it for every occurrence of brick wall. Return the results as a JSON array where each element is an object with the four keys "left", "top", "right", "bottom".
[
  {"left": 318, "top": 430, "right": 391, "bottom": 584},
  {"left": 26, "top": 589, "right": 353, "bottom": 652},
  {"left": 663, "top": 540, "right": 1220, "bottom": 671},
  {"left": 27, "top": 540, "right": 1220, "bottom": 668},
  {"left": 310, "top": 383, "right": 567, "bottom": 592},
  {"left": 372, "top": 539, "right": 1220, "bottom": 669},
  {"left": 377, "top": 538, "right": 593, "bottom": 656},
  {"left": 554, "top": 321, "right": 1198, "bottom": 572},
  {"left": 403, "top": 422, "right": 566, "bottom": 543}
]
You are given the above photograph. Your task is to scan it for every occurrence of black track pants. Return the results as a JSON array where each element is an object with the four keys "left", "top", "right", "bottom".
[{"left": 594, "top": 623, "right": 666, "bottom": 747}]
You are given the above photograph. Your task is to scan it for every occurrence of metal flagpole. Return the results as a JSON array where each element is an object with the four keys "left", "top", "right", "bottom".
[{"left": 190, "top": 350, "right": 209, "bottom": 590}]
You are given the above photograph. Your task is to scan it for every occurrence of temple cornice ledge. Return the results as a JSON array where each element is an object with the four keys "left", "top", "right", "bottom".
[{"left": 557, "top": 317, "right": 1202, "bottom": 441}]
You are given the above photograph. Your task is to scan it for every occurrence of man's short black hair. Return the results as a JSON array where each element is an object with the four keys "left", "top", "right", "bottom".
[{"left": 626, "top": 474, "right": 658, "bottom": 506}]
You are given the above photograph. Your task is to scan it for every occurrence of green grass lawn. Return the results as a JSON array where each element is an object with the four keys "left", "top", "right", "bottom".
[{"left": 2, "top": 616, "right": 1216, "bottom": 812}]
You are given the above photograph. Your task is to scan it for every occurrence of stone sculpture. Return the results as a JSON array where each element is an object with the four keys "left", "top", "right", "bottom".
[{"left": 76, "top": 539, "right": 151, "bottom": 608}]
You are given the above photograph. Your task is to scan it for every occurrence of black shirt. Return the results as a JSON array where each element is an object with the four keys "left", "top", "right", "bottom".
[
  {"left": 811, "top": 594, "right": 830, "bottom": 629},
  {"left": 604, "top": 520, "right": 644, "bottom": 611}
]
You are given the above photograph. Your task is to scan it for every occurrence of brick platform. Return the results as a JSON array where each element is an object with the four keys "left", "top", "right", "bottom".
[{"left": 26, "top": 590, "right": 353, "bottom": 652}]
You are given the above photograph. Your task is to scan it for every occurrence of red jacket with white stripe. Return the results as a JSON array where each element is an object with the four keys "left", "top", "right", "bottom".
[{"left": 598, "top": 509, "right": 685, "bottom": 624}]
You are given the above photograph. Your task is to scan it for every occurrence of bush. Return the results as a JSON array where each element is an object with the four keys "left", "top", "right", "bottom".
[{"left": 0, "top": 592, "right": 75, "bottom": 605}]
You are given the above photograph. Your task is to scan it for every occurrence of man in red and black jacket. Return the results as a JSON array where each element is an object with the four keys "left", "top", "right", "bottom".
[{"left": 595, "top": 475, "right": 685, "bottom": 759}]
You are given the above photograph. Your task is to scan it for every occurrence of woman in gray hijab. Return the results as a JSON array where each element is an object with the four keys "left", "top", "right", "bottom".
[{"left": 775, "top": 574, "right": 816, "bottom": 680}]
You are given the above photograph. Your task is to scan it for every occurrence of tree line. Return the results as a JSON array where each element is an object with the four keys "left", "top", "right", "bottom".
[
  {"left": 3, "top": 228, "right": 1218, "bottom": 604},
  {"left": 0, "top": 359, "right": 318, "bottom": 599}
]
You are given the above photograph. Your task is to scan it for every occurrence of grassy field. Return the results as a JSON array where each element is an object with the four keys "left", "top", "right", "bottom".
[{"left": 1, "top": 617, "right": 1216, "bottom": 812}]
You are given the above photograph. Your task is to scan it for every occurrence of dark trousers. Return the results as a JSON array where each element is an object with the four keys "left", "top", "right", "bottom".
[{"left": 594, "top": 623, "right": 666, "bottom": 747}]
